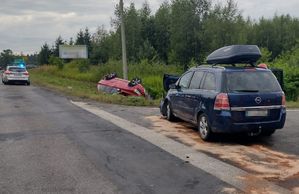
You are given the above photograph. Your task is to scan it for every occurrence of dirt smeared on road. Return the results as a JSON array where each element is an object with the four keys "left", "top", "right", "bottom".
[
  {"left": 146, "top": 116, "right": 299, "bottom": 192},
  {"left": 221, "top": 187, "right": 239, "bottom": 194},
  {"left": 293, "top": 187, "right": 299, "bottom": 193}
]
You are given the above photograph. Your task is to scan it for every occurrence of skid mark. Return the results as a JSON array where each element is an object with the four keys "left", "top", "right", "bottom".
[{"left": 146, "top": 116, "right": 299, "bottom": 184}]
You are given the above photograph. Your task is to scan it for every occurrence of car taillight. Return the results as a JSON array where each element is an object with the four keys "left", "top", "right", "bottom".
[
  {"left": 23, "top": 72, "right": 29, "bottom": 75},
  {"left": 214, "top": 93, "right": 230, "bottom": 110},
  {"left": 282, "top": 93, "right": 286, "bottom": 107},
  {"left": 4, "top": 71, "right": 12, "bottom": 74}
]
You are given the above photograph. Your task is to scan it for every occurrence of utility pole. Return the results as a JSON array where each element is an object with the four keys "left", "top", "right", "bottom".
[{"left": 120, "top": 0, "right": 128, "bottom": 80}]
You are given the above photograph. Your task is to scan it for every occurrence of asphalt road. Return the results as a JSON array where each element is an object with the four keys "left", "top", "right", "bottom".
[
  {"left": 87, "top": 100, "right": 299, "bottom": 157},
  {"left": 0, "top": 84, "right": 242, "bottom": 194}
]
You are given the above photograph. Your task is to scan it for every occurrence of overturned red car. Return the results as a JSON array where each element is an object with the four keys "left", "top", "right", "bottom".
[{"left": 97, "top": 73, "right": 146, "bottom": 97}]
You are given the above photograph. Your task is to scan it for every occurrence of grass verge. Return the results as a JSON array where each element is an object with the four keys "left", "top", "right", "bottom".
[
  {"left": 286, "top": 101, "right": 299, "bottom": 109},
  {"left": 30, "top": 71, "right": 160, "bottom": 106}
]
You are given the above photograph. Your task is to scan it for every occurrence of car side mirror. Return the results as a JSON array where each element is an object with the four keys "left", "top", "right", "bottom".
[
  {"left": 169, "top": 84, "right": 176, "bottom": 89},
  {"left": 169, "top": 84, "right": 180, "bottom": 90}
]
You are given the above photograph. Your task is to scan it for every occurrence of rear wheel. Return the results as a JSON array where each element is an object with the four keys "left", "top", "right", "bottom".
[
  {"left": 198, "top": 113, "right": 213, "bottom": 141},
  {"left": 166, "top": 102, "right": 176, "bottom": 121}
]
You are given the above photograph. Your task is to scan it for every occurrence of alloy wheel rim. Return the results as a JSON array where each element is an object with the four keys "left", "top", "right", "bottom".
[
  {"left": 200, "top": 116, "right": 208, "bottom": 138},
  {"left": 167, "top": 104, "right": 171, "bottom": 119}
]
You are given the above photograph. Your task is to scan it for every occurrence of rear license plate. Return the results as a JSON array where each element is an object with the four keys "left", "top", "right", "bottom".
[{"left": 246, "top": 110, "right": 268, "bottom": 117}]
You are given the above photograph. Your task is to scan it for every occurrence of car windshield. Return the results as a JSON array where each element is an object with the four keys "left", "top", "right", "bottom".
[
  {"left": 8, "top": 67, "right": 26, "bottom": 72},
  {"left": 225, "top": 71, "right": 281, "bottom": 93}
]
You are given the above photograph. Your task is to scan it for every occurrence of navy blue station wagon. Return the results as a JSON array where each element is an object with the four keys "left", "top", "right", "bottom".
[{"left": 160, "top": 45, "right": 286, "bottom": 141}]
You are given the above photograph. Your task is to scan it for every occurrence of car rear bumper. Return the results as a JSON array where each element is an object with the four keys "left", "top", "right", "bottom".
[
  {"left": 211, "top": 108, "right": 286, "bottom": 133},
  {"left": 7, "top": 77, "right": 29, "bottom": 81}
]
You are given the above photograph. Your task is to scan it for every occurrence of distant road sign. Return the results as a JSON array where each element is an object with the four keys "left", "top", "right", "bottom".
[{"left": 59, "top": 45, "right": 88, "bottom": 59}]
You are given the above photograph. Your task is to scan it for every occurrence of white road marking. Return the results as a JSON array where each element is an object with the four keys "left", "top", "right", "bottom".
[{"left": 71, "top": 101, "right": 291, "bottom": 194}]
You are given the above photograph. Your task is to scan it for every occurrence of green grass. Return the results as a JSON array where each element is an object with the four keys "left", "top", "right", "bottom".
[
  {"left": 29, "top": 60, "right": 183, "bottom": 106},
  {"left": 30, "top": 71, "right": 161, "bottom": 106},
  {"left": 35, "top": 60, "right": 183, "bottom": 99},
  {"left": 286, "top": 101, "right": 299, "bottom": 108}
]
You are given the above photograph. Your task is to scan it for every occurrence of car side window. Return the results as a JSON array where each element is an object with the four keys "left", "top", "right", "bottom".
[
  {"left": 202, "top": 72, "right": 216, "bottom": 91},
  {"left": 178, "top": 72, "right": 193, "bottom": 89},
  {"left": 189, "top": 71, "right": 205, "bottom": 89}
]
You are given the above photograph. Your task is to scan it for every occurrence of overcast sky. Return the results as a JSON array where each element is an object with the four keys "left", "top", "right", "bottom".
[{"left": 0, "top": 0, "right": 299, "bottom": 54}]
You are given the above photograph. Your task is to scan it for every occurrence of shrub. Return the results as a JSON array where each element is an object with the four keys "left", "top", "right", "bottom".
[
  {"left": 76, "top": 59, "right": 90, "bottom": 73},
  {"left": 272, "top": 47, "right": 299, "bottom": 101},
  {"left": 49, "top": 56, "right": 64, "bottom": 69}
]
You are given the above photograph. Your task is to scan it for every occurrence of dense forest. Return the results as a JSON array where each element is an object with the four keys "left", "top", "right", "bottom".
[
  {"left": 36, "top": 0, "right": 299, "bottom": 100},
  {"left": 38, "top": 0, "right": 299, "bottom": 67}
]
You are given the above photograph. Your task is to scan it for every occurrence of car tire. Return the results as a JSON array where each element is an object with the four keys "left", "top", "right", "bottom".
[
  {"left": 198, "top": 113, "right": 213, "bottom": 141},
  {"left": 26, "top": 81, "right": 30, "bottom": 86},
  {"left": 166, "top": 102, "right": 176, "bottom": 121},
  {"left": 261, "top": 129, "right": 276, "bottom": 136}
]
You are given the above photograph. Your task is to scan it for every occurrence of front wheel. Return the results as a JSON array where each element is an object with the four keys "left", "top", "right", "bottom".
[
  {"left": 166, "top": 102, "right": 176, "bottom": 121},
  {"left": 198, "top": 113, "right": 213, "bottom": 141}
]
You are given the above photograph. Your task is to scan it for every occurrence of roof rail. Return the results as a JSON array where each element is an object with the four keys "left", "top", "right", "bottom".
[{"left": 197, "top": 64, "right": 226, "bottom": 69}]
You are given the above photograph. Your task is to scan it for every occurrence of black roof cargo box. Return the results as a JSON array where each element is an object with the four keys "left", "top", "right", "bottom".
[{"left": 207, "top": 45, "right": 261, "bottom": 64}]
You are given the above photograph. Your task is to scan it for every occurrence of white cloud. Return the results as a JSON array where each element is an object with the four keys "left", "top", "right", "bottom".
[{"left": 236, "top": 0, "right": 299, "bottom": 19}]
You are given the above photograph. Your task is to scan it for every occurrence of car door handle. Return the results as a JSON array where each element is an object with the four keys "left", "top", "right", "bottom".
[{"left": 185, "top": 95, "right": 192, "bottom": 98}]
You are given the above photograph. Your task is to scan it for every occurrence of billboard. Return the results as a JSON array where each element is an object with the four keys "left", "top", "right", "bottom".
[{"left": 59, "top": 45, "right": 88, "bottom": 59}]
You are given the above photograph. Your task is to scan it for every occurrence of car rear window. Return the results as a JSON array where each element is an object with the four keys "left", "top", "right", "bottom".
[
  {"left": 225, "top": 71, "right": 281, "bottom": 92},
  {"left": 8, "top": 67, "right": 26, "bottom": 72}
]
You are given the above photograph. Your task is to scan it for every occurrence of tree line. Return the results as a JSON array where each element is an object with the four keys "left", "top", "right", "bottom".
[
  {"left": 38, "top": 0, "right": 299, "bottom": 69},
  {"left": 0, "top": 49, "right": 37, "bottom": 68}
]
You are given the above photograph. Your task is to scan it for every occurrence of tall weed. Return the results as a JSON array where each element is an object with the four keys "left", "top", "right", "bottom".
[{"left": 32, "top": 60, "right": 183, "bottom": 99}]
